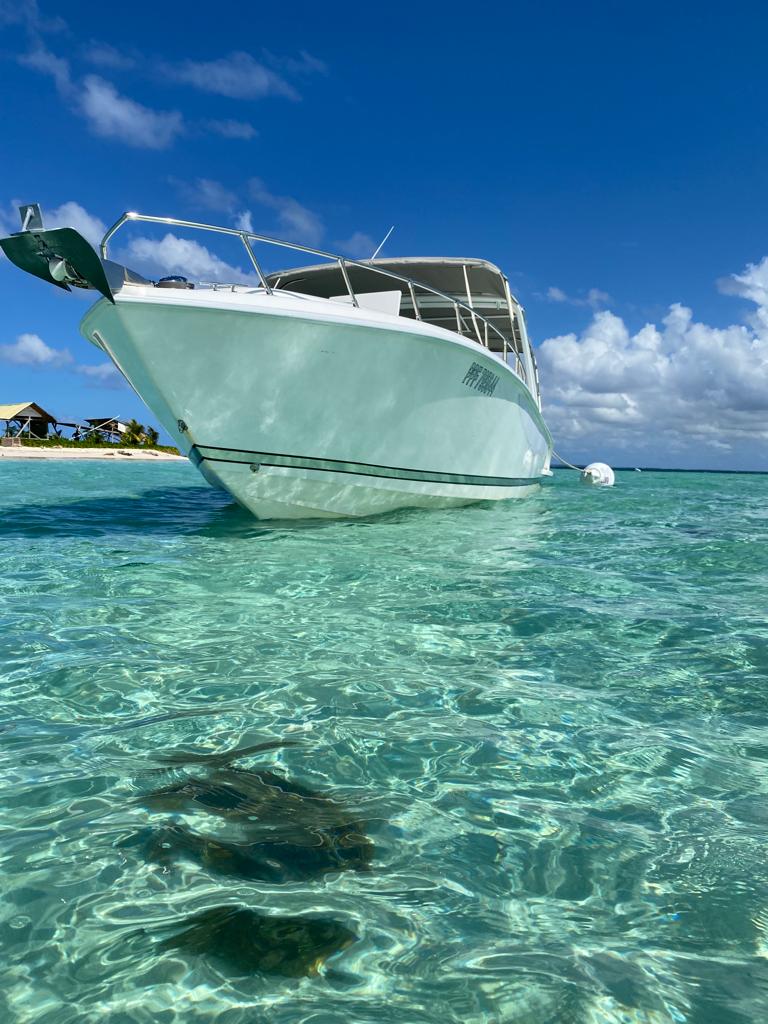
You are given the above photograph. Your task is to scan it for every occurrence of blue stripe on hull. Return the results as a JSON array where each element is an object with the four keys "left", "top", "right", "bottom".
[{"left": 192, "top": 444, "right": 539, "bottom": 489}]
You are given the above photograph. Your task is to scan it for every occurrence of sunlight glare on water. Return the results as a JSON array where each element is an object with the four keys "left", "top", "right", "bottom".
[{"left": 2, "top": 461, "right": 768, "bottom": 1023}]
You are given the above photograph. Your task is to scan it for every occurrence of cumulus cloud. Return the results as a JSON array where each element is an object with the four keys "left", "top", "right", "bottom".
[
  {"left": 121, "top": 233, "right": 257, "bottom": 284},
  {"left": 0, "top": 332, "right": 72, "bottom": 367},
  {"left": 0, "top": 191, "right": 253, "bottom": 291},
  {"left": 48, "top": 201, "right": 106, "bottom": 246},
  {"left": 722, "top": 256, "right": 768, "bottom": 305},
  {"left": 537, "top": 257, "right": 768, "bottom": 464},
  {"left": 248, "top": 178, "right": 323, "bottom": 246},
  {"left": 0, "top": 330, "right": 125, "bottom": 389},
  {"left": 717, "top": 255, "right": 768, "bottom": 339},
  {"left": 159, "top": 51, "right": 298, "bottom": 100},
  {"left": 79, "top": 75, "right": 184, "bottom": 148}
]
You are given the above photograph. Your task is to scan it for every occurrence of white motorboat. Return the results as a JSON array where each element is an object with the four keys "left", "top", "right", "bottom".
[{"left": 1, "top": 205, "right": 553, "bottom": 520}]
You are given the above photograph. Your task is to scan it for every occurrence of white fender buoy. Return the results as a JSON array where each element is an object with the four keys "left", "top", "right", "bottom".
[{"left": 581, "top": 462, "right": 615, "bottom": 487}]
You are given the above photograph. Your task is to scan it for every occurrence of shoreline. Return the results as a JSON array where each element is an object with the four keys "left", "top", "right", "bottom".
[{"left": 0, "top": 446, "right": 186, "bottom": 461}]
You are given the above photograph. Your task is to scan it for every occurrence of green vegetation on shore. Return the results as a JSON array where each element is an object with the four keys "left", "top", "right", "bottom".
[
  {"left": 18, "top": 438, "right": 180, "bottom": 454},
  {"left": 6, "top": 419, "right": 179, "bottom": 454}
]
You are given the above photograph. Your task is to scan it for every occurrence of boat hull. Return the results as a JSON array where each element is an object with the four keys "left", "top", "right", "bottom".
[{"left": 81, "top": 289, "right": 552, "bottom": 519}]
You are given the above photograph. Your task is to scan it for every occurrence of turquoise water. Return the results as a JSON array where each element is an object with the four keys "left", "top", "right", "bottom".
[{"left": 2, "top": 462, "right": 768, "bottom": 1023}]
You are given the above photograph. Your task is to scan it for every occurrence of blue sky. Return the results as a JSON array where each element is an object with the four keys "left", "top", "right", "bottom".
[{"left": 2, "top": 0, "right": 767, "bottom": 468}]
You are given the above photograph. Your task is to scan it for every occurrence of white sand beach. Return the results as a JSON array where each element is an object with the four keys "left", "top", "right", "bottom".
[{"left": 0, "top": 445, "right": 186, "bottom": 461}]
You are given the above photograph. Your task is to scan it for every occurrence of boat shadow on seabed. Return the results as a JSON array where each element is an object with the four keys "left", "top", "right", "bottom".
[
  {"left": 0, "top": 485, "right": 255, "bottom": 538},
  {"left": 0, "top": 482, "right": 452, "bottom": 538}
]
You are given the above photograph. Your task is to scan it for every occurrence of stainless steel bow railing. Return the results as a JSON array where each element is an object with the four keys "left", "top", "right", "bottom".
[{"left": 101, "top": 212, "right": 527, "bottom": 382}]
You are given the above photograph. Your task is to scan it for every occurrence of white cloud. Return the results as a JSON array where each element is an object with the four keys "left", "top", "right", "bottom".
[
  {"left": 47, "top": 201, "right": 106, "bottom": 247},
  {"left": 263, "top": 49, "right": 327, "bottom": 76},
  {"left": 545, "top": 285, "right": 611, "bottom": 309},
  {"left": 168, "top": 178, "right": 322, "bottom": 245},
  {"left": 718, "top": 255, "right": 768, "bottom": 338},
  {"left": 17, "top": 47, "right": 184, "bottom": 149},
  {"left": 18, "top": 44, "right": 71, "bottom": 92},
  {"left": 81, "top": 41, "right": 136, "bottom": 70},
  {"left": 79, "top": 75, "right": 183, "bottom": 148},
  {"left": 19, "top": 39, "right": 313, "bottom": 144},
  {"left": 0, "top": 329, "right": 125, "bottom": 388},
  {"left": 722, "top": 256, "right": 768, "bottom": 306},
  {"left": 0, "top": 202, "right": 20, "bottom": 236},
  {"left": 248, "top": 178, "right": 323, "bottom": 246},
  {"left": 338, "top": 231, "right": 376, "bottom": 258},
  {"left": 159, "top": 51, "right": 297, "bottom": 100},
  {"left": 122, "top": 232, "right": 257, "bottom": 284},
  {"left": 0, "top": 332, "right": 72, "bottom": 367},
  {"left": 0, "top": 0, "right": 65, "bottom": 33},
  {"left": 537, "top": 257, "right": 768, "bottom": 465},
  {"left": 585, "top": 288, "right": 611, "bottom": 308},
  {"left": 203, "top": 118, "right": 257, "bottom": 140},
  {"left": 75, "top": 362, "right": 125, "bottom": 389},
  {"left": 234, "top": 210, "right": 254, "bottom": 232},
  {"left": 172, "top": 177, "right": 237, "bottom": 213}
]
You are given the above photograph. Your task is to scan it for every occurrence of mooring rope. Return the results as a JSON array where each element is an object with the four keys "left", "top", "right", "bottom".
[{"left": 551, "top": 450, "right": 584, "bottom": 472}]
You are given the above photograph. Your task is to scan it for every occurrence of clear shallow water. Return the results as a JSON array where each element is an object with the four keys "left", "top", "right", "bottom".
[{"left": 2, "top": 462, "right": 768, "bottom": 1024}]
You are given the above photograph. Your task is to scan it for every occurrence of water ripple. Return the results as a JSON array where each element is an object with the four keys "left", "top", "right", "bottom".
[{"left": 2, "top": 462, "right": 768, "bottom": 1022}]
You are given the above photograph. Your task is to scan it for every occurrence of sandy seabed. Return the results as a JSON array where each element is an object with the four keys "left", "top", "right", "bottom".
[{"left": 0, "top": 446, "right": 186, "bottom": 461}]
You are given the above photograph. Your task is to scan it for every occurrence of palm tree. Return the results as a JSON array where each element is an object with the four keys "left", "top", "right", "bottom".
[
  {"left": 144, "top": 426, "right": 159, "bottom": 447},
  {"left": 123, "top": 419, "right": 145, "bottom": 445}
]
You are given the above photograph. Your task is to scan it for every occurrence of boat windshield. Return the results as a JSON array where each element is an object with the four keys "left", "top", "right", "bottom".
[{"left": 266, "top": 258, "right": 527, "bottom": 362}]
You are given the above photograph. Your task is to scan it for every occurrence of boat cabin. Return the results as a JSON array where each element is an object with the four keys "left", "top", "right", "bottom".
[
  {"left": 86, "top": 209, "right": 543, "bottom": 409},
  {"left": 266, "top": 257, "right": 540, "bottom": 404}
]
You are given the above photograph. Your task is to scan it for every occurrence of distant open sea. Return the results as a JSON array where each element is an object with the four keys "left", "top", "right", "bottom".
[{"left": 2, "top": 461, "right": 768, "bottom": 1024}]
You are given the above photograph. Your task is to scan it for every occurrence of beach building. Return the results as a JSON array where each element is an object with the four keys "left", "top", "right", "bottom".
[
  {"left": 83, "top": 417, "right": 128, "bottom": 443},
  {"left": 0, "top": 402, "right": 57, "bottom": 439},
  {"left": 0, "top": 406, "right": 141, "bottom": 445}
]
